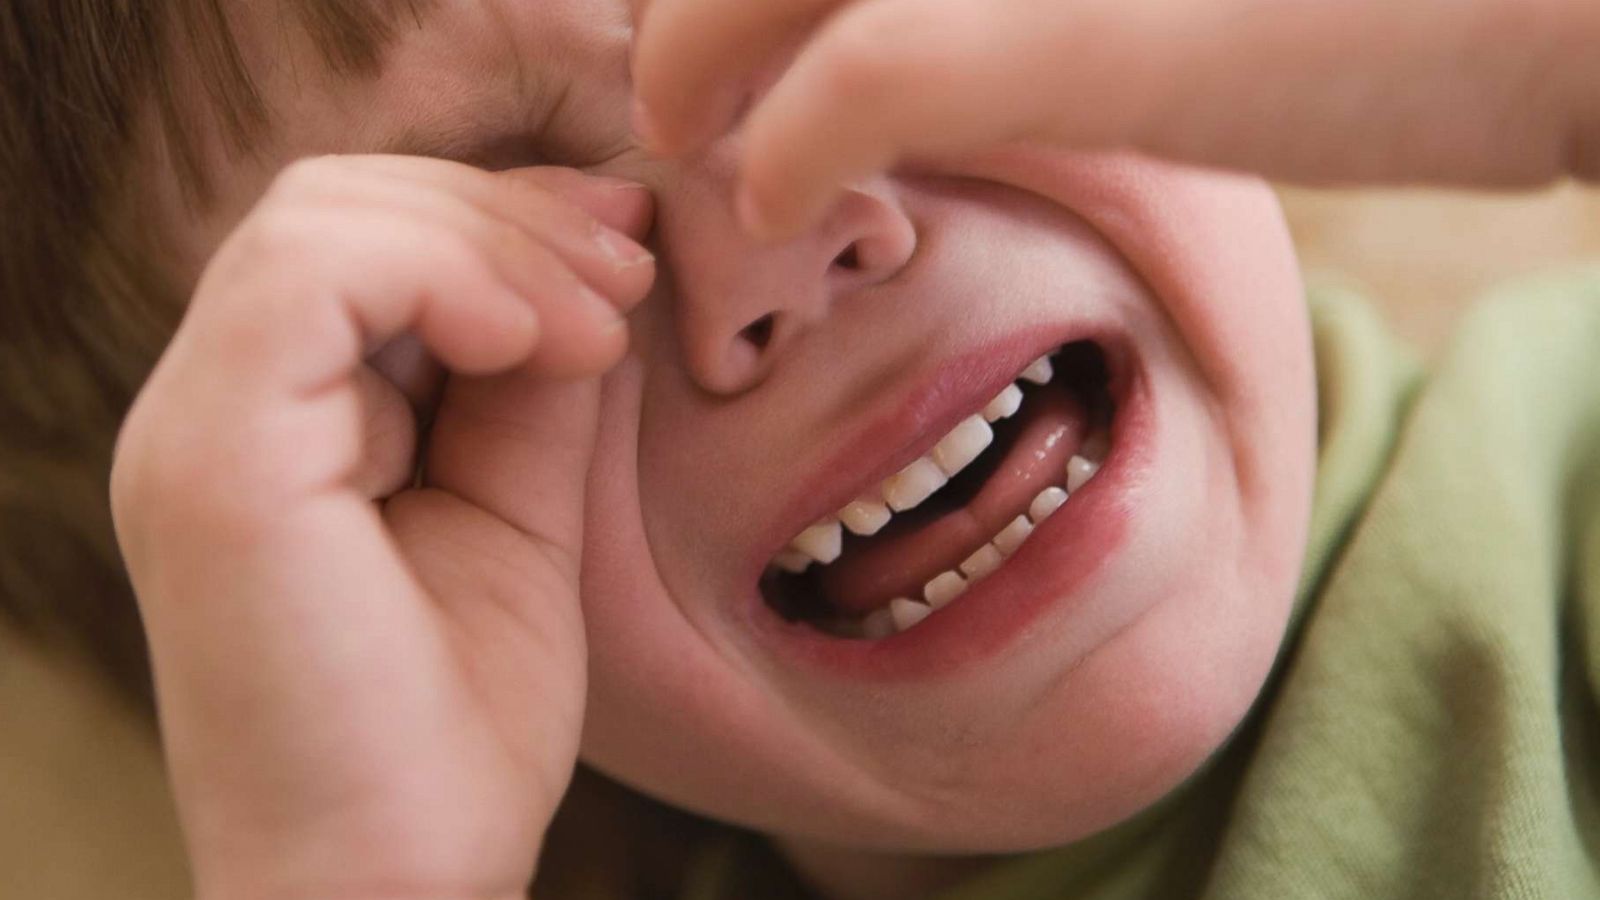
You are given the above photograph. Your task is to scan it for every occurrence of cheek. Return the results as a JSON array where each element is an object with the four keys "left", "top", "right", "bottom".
[
  {"left": 950, "top": 150, "right": 1310, "bottom": 402},
  {"left": 576, "top": 352, "right": 761, "bottom": 808},
  {"left": 577, "top": 362, "right": 690, "bottom": 766}
]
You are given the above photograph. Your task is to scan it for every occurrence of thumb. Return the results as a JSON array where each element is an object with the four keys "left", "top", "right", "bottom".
[
  {"left": 407, "top": 370, "right": 601, "bottom": 800},
  {"left": 424, "top": 368, "right": 600, "bottom": 584}
]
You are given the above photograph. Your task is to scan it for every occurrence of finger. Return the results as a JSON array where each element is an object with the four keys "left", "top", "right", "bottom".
[
  {"left": 383, "top": 490, "right": 589, "bottom": 817},
  {"left": 424, "top": 371, "right": 599, "bottom": 561},
  {"left": 180, "top": 206, "right": 543, "bottom": 438},
  {"left": 140, "top": 202, "right": 614, "bottom": 536},
  {"left": 497, "top": 167, "right": 656, "bottom": 239},
  {"left": 367, "top": 334, "right": 446, "bottom": 420},
  {"left": 631, "top": 0, "right": 841, "bottom": 154},
  {"left": 741, "top": 0, "right": 1599, "bottom": 231},
  {"left": 484, "top": 237, "right": 630, "bottom": 379},
  {"left": 341, "top": 175, "right": 633, "bottom": 378},
  {"left": 735, "top": 0, "right": 1048, "bottom": 238},
  {"left": 250, "top": 209, "right": 545, "bottom": 381},
  {"left": 342, "top": 158, "right": 656, "bottom": 311},
  {"left": 1094, "top": 0, "right": 1599, "bottom": 187},
  {"left": 113, "top": 201, "right": 548, "bottom": 562},
  {"left": 350, "top": 205, "right": 626, "bottom": 379},
  {"left": 349, "top": 364, "right": 419, "bottom": 500},
  {"left": 495, "top": 168, "right": 658, "bottom": 312},
  {"left": 262, "top": 173, "right": 636, "bottom": 377},
  {"left": 415, "top": 360, "right": 604, "bottom": 785}
]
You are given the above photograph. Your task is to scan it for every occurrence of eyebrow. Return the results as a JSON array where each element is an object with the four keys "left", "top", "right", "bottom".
[
  {"left": 375, "top": 102, "right": 566, "bottom": 171},
  {"left": 377, "top": 126, "right": 469, "bottom": 161}
]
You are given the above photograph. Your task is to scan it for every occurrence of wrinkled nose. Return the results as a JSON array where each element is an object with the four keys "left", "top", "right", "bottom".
[{"left": 654, "top": 146, "right": 917, "bottom": 395}]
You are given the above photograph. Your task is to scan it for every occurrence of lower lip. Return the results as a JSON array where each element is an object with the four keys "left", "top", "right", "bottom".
[{"left": 747, "top": 374, "right": 1150, "bottom": 681}]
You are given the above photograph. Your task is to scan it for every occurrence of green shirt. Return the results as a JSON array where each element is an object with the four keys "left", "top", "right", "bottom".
[{"left": 685, "top": 272, "right": 1600, "bottom": 900}]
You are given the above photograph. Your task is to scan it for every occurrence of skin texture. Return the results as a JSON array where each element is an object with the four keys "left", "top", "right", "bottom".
[
  {"left": 633, "top": 0, "right": 1600, "bottom": 237},
  {"left": 114, "top": 157, "right": 656, "bottom": 899},
  {"left": 110, "top": 1, "right": 1597, "bottom": 898}
]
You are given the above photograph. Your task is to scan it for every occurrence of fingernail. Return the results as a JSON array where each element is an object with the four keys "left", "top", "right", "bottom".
[
  {"left": 577, "top": 284, "right": 626, "bottom": 329},
  {"left": 594, "top": 223, "right": 655, "bottom": 271},
  {"left": 586, "top": 175, "right": 650, "bottom": 194}
]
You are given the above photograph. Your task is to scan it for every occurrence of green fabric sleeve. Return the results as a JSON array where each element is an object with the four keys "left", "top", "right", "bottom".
[{"left": 1207, "top": 270, "right": 1600, "bottom": 900}]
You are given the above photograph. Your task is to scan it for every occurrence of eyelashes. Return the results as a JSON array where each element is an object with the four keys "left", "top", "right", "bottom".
[
  {"left": 443, "top": 130, "right": 557, "bottom": 171},
  {"left": 447, "top": 131, "right": 638, "bottom": 175}
]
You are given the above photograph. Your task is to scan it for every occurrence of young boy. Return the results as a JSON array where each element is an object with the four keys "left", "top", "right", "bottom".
[{"left": 4, "top": 1, "right": 1599, "bottom": 898}]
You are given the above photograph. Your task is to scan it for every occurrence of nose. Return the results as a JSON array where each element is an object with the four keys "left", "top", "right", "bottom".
[{"left": 653, "top": 146, "right": 917, "bottom": 396}]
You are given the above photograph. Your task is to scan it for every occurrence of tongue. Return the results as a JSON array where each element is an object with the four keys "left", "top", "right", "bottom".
[{"left": 818, "top": 382, "right": 1090, "bottom": 614}]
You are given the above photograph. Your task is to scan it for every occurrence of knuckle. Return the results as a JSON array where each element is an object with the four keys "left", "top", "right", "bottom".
[
  {"left": 207, "top": 213, "right": 328, "bottom": 306},
  {"left": 427, "top": 224, "right": 492, "bottom": 276},
  {"left": 270, "top": 154, "right": 347, "bottom": 198},
  {"left": 483, "top": 219, "right": 548, "bottom": 277},
  {"left": 235, "top": 205, "right": 315, "bottom": 260}
]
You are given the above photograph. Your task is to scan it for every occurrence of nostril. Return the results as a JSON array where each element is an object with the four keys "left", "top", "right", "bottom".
[
  {"left": 739, "top": 314, "right": 776, "bottom": 350},
  {"left": 832, "top": 243, "right": 861, "bottom": 272}
]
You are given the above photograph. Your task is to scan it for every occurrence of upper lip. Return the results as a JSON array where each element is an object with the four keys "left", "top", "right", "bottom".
[{"left": 748, "top": 319, "right": 1123, "bottom": 582}]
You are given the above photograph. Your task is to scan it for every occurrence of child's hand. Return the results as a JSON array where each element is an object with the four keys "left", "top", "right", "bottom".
[
  {"left": 631, "top": 0, "right": 1600, "bottom": 236},
  {"left": 110, "top": 157, "right": 654, "bottom": 900}
]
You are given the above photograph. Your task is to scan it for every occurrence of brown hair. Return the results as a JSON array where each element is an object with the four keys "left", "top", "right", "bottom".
[{"left": 0, "top": 0, "right": 430, "bottom": 714}]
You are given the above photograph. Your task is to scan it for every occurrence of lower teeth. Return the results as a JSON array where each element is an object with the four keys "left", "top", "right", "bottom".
[{"left": 812, "top": 444, "right": 1105, "bottom": 640}]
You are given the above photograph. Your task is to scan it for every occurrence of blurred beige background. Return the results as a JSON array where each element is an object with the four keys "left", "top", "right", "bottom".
[
  {"left": 2, "top": 184, "right": 1599, "bottom": 900},
  {"left": 1280, "top": 182, "right": 1600, "bottom": 355}
]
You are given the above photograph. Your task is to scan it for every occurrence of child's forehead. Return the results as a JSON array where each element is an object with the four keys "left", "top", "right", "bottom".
[
  {"left": 225, "top": 0, "right": 635, "bottom": 163},
  {"left": 232, "top": 0, "right": 628, "bottom": 91}
]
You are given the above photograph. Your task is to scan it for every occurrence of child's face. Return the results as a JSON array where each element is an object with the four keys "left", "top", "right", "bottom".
[{"left": 173, "top": 0, "right": 1315, "bottom": 855}]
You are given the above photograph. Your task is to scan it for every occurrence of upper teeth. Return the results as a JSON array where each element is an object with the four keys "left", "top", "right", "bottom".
[
  {"left": 776, "top": 353, "right": 1105, "bottom": 580},
  {"left": 930, "top": 416, "right": 994, "bottom": 479},
  {"left": 883, "top": 458, "right": 951, "bottom": 511},
  {"left": 819, "top": 452, "right": 1103, "bottom": 639},
  {"left": 982, "top": 384, "right": 1023, "bottom": 422},
  {"left": 791, "top": 519, "right": 843, "bottom": 564},
  {"left": 839, "top": 497, "right": 892, "bottom": 536},
  {"left": 1019, "top": 356, "right": 1053, "bottom": 385}
]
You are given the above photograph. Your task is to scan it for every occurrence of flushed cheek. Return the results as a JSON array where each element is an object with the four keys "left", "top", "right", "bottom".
[
  {"left": 947, "top": 148, "right": 1314, "bottom": 577},
  {"left": 578, "top": 361, "right": 804, "bottom": 817},
  {"left": 935, "top": 149, "right": 1308, "bottom": 410}
]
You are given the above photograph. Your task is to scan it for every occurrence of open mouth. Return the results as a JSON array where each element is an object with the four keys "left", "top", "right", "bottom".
[{"left": 761, "top": 341, "right": 1115, "bottom": 640}]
